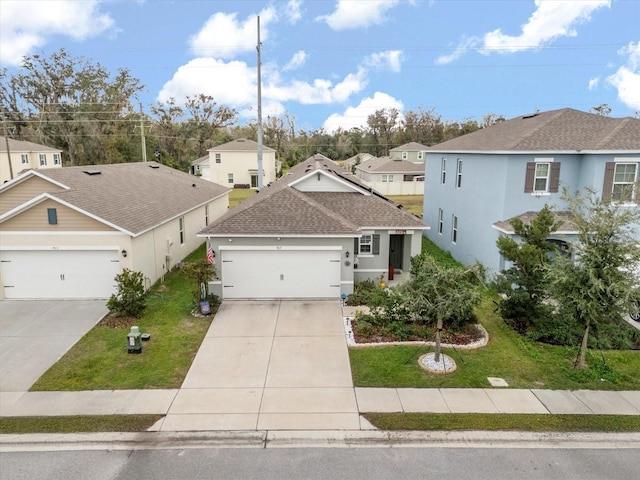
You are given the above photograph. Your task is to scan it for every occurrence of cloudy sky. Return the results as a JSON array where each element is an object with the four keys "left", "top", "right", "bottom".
[{"left": 1, "top": 0, "right": 638, "bottom": 132}]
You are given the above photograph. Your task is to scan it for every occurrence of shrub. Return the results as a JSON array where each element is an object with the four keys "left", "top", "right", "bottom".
[{"left": 106, "top": 269, "right": 147, "bottom": 318}]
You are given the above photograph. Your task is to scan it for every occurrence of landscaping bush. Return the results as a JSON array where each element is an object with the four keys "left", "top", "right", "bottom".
[
  {"left": 106, "top": 269, "right": 147, "bottom": 318},
  {"left": 346, "top": 279, "right": 388, "bottom": 307}
]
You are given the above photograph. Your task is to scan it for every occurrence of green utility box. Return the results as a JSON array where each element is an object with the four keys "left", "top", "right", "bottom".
[{"left": 127, "top": 326, "right": 142, "bottom": 354}]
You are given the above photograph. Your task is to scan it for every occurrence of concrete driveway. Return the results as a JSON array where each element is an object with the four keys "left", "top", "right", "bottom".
[
  {"left": 163, "top": 300, "right": 360, "bottom": 431},
  {"left": 0, "top": 300, "right": 108, "bottom": 392}
]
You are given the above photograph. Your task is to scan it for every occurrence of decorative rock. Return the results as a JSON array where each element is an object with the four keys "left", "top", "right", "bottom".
[{"left": 418, "top": 352, "right": 457, "bottom": 374}]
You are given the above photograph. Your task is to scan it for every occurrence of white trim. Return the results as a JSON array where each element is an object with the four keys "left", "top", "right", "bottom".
[
  {"left": 219, "top": 245, "right": 343, "bottom": 251},
  {"left": 492, "top": 224, "right": 579, "bottom": 235},
  {"left": 534, "top": 157, "right": 554, "bottom": 162},
  {"left": 0, "top": 231, "right": 125, "bottom": 236},
  {"left": 340, "top": 281, "right": 354, "bottom": 285},
  {"left": 289, "top": 168, "right": 371, "bottom": 195},
  {"left": 359, "top": 226, "right": 430, "bottom": 231},
  {"left": 426, "top": 149, "right": 640, "bottom": 155},
  {"left": 354, "top": 268, "right": 386, "bottom": 273},
  {"left": 614, "top": 157, "right": 640, "bottom": 162},
  {"left": 0, "top": 245, "right": 120, "bottom": 252},
  {"left": 0, "top": 169, "right": 70, "bottom": 192},
  {"left": 199, "top": 233, "right": 359, "bottom": 239}
]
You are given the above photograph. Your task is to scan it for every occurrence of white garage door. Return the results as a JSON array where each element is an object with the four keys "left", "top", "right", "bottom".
[
  {"left": 221, "top": 249, "right": 341, "bottom": 299},
  {"left": 0, "top": 250, "right": 120, "bottom": 299}
]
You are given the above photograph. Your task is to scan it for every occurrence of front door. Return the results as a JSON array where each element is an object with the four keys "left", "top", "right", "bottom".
[
  {"left": 250, "top": 174, "right": 258, "bottom": 188},
  {"left": 389, "top": 235, "right": 404, "bottom": 271}
]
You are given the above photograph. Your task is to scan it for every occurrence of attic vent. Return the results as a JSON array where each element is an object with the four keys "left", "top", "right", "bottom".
[
  {"left": 83, "top": 170, "right": 101, "bottom": 176},
  {"left": 237, "top": 139, "right": 245, "bottom": 142},
  {"left": 149, "top": 164, "right": 160, "bottom": 169},
  {"left": 523, "top": 113, "right": 539, "bottom": 119}
]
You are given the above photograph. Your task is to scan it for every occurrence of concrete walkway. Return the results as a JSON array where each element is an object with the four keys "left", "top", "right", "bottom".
[{"left": 1, "top": 300, "right": 639, "bottom": 431}]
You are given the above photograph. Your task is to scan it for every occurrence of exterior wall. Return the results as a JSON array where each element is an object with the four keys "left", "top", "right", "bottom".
[
  {"left": 0, "top": 175, "right": 64, "bottom": 215},
  {"left": 207, "top": 150, "right": 277, "bottom": 187},
  {"left": 354, "top": 229, "right": 423, "bottom": 283},
  {"left": 390, "top": 149, "right": 426, "bottom": 163},
  {"left": 293, "top": 172, "right": 356, "bottom": 192},
  {"left": 1, "top": 150, "right": 62, "bottom": 183},
  {"left": 1, "top": 199, "right": 114, "bottom": 231},
  {"left": 360, "top": 179, "right": 424, "bottom": 195}
]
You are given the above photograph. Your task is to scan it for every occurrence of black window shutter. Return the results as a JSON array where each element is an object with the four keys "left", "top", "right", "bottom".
[
  {"left": 524, "top": 162, "right": 535, "bottom": 193},
  {"left": 372, "top": 234, "right": 380, "bottom": 255},
  {"left": 354, "top": 238, "right": 359, "bottom": 255},
  {"left": 602, "top": 162, "right": 615, "bottom": 203},
  {"left": 549, "top": 162, "right": 561, "bottom": 193}
]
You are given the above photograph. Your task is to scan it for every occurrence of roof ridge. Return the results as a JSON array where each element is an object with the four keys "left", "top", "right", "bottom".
[{"left": 511, "top": 109, "right": 567, "bottom": 149}]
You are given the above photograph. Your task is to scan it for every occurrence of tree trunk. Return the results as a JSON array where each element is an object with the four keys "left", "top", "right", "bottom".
[
  {"left": 434, "top": 316, "right": 443, "bottom": 363},
  {"left": 575, "top": 318, "right": 590, "bottom": 369}
]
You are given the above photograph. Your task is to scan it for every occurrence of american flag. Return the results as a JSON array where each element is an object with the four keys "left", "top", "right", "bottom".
[{"left": 206, "top": 246, "right": 214, "bottom": 264}]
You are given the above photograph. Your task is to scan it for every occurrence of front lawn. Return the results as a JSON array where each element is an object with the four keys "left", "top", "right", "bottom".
[
  {"left": 387, "top": 195, "right": 423, "bottom": 216},
  {"left": 228, "top": 188, "right": 256, "bottom": 208},
  {"left": 31, "top": 245, "right": 213, "bottom": 391}
]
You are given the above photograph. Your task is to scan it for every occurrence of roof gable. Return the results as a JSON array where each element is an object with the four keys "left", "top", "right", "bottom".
[
  {"left": 0, "top": 136, "right": 62, "bottom": 154},
  {"left": 208, "top": 138, "right": 276, "bottom": 153},
  {"left": 356, "top": 156, "right": 424, "bottom": 173}
]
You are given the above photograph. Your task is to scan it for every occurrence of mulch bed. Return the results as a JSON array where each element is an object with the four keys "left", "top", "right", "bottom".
[
  {"left": 353, "top": 323, "right": 484, "bottom": 346},
  {"left": 99, "top": 312, "right": 140, "bottom": 329}
]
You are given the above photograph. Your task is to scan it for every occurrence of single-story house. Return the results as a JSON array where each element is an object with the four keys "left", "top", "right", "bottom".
[
  {"left": 198, "top": 155, "right": 429, "bottom": 299},
  {"left": 354, "top": 156, "right": 425, "bottom": 195},
  {"left": 189, "top": 154, "right": 210, "bottom": 178},
  {"left": 1, "top": 136, "right": 63, "bottom": 184},
  {"left": 0, "top": 162, "right": 229, "bottom": 299}
]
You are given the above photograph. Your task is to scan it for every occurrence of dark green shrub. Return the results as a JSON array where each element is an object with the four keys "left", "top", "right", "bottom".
[{"left": 106, "top": 269, "right": 147, "bottom": 318}]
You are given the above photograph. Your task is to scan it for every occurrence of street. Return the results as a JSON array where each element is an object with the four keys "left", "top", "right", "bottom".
[{"left": 2, "top": 445, "right": 639, "bottom": 480}]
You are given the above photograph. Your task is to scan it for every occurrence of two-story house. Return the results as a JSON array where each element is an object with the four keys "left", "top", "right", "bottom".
[
  {"left": 191, "top": 138, "right": 277, "bottom": 188},
  {"left": 390, "top": 142, "right": 429, "bottom": 163},
  {"left": 1, "top": 136, "right": 63, "bottom": 183},
  {"left": 422, "top": 108, "right": 640, "bottom": 274}
]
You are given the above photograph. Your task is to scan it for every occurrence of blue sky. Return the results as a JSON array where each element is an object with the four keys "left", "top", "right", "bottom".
[{"left": 1, "top": 0, "right": 639, "bottom": 133}]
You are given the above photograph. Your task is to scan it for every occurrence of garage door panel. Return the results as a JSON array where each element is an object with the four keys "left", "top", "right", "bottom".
[{"left": 222, "top": 250, "right": 341, "bottom": 299}]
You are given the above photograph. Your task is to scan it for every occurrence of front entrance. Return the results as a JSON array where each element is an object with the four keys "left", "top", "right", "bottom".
[{"left": 389, "top": 235, "right": 404, "bottom": 271}]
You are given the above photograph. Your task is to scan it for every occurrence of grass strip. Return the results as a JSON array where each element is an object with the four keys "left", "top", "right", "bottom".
[
  {"left": 364, "top": 413, "right": 640, "bottom": 432},
  {"left": 0, "top": 415, "right": 164, "bottom": 434}
]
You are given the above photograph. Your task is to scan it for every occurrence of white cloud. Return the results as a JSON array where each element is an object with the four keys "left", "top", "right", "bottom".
[
  {"left": 0, "top": 0, "right": 116, "bottom": 66},
  {"left": 364, "top": 50, "right": 404, "bottom": 72},
  {"left": 285, "top": 0, "right": 302, "bottom": 24},
  {"left": 283, "top": 51, "right": 307, "bottom": 71},
  {"left": 481, "top": 0, "right": 611, "bottom": 54},
  {"left": 607, "top": 41, "right": 640, "bottom": 110},
  {"left": 317, "top": 0, "right": 400, "bottom": 30},
  {"left": 588, "top": 77, "right": 600, "bottom": 90},
  {"left": 436, "top": 36, "right": 479, "bottom": 65},
  {"left": 323, "top": 92, "right": 404, "bottom": 133},
  {"left": 188, "top": 7, "right": 277, "bottom": 59}
]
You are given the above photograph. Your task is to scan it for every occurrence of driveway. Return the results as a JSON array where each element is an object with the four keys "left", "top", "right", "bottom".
[
  {"left": 163, "top": 300, "right": 361, "bottom": 431},
  {"left": 0, "top": 300, "right": 108, "bottom": 392}
]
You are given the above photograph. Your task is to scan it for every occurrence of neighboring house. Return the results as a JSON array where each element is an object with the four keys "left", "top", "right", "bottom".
[
  {"left": 390, "top": 142, "right": 429, "bottom": 163},
  {"left": 199, "top": 155, "right": 429, "bottom": 299},
  {"left": 343, "top": 152, "right": 375, "bottom": 170},
  {"left": 194, "top": 138, "right": 277, "bottom": 188},
  {"left": 354, "top": 156, "right": 424, "bottom": 195},
  {"left": 1, "top": 136, "right": 63, "bottom": 184},
  {"left": 422, "top": 108, "right": 640, "bottom": 274},
  {"left": 189, "top": 154, "right": 210, "bottom": 178},
  {"left": 0, "top": 162, "right": 229, "bottom": 299}
]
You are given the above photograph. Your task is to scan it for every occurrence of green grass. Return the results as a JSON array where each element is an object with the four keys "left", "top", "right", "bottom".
[
  {"left": 387, "top": 195, "right": 423, "bottom": 216},
  {"left": 30, "top": 245, "right": 213, "bottom": 391},
  {"left": 228, "top": 188, "right": 256, "bottom": 208},
  {"left": 363, "top": 413, "right": 640, "bottom": 432},
  {"left": 420, "top": 236, "right": 463, "bottom": 269},
  {"left": 349, "top": 294, "right": 640, "bottom": 390},
  {"left": 0, "top": 415, "right": 164, "bottom": 434}
]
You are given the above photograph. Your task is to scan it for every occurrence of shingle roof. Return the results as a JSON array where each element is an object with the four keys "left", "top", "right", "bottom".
[
  {"left": 200, "top": 155, "right": 428, "bottom": 236},
  {"left": 427, "top": 108, "right": 640, "bottom": 153},
  {"left": 208, "top": 138, "right": 276, "bottom": 152},
  {"left": 18, "top": 162, "right": 229, "bottom": 235},
  {"left": 0, "top": 136, "right": 61, "bottom": 153},
  {"left": 356, "top": 156, "right": 424, "bottom": 174},
  {"left": 492, "top": 210, "right": 578, "bottom": 234},
  {"left": 391, "top": 142, "right": 428, "bottom": 152},
  {"left": 190, "top": 154, "right": 209, "bottom": 166}
]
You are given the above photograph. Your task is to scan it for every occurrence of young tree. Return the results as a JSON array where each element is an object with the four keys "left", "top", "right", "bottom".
[
  {"left": 181, "top": 259, "right": 216, "bottom": 304},
  {"left": 548, "top": 188, "right": 640, "bottom": 369},
  {"left": 494, "top": 205, "right": 563, "bottom": 333},
  {"left": 107, "top": 269, "right": 147, "bottom": 318}
]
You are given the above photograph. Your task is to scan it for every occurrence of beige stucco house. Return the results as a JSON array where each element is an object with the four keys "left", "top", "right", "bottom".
[
  {"left": 193, "top": 138, "right": 277, "bottom": 188},
  {"left": 354, "top": 156, "right": 425, "bottom": 195},
  {"left": 0, "top": 162, "right": 229, "bottom": 299},
  {"left": 1, "top": 136, "right": 63, "bottom": 184}
]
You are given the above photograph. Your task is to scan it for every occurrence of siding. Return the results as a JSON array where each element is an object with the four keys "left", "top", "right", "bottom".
[
  {"left": 1, "top": 199, "right": 115, "bottom": 231},
  {"left": 0, "top": 176, "right": 64, "bottom": 215}
]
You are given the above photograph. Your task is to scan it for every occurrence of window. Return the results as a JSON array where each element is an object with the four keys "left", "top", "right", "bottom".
[
  {"left": 359, "top": 235, "right": 372, "bottom": 254},
  {"left": 451, "top": 215, "right": 458, "bottom": 244},
  {"left": 525, "top": 160, "right": 560, "bottom": 193},
  {"left": 357, "top": 234, "right": 380, "bottom": 255},
  {"left": 53, "top": 153, "right": 61, "bottom": 165},
  {"left": 21, "top": 154, "right": 28, "bottom": 164},
  {"left": 438, "top": 208, "right": 444, "bottom": 235},
  {"left": 534, "top": 163, "right": 550, "bottom": 192},
  {"left": 251, "top": 174, "right": 258, "bottom": 188},
  {"left": 215, "top": 153, "right": 221, "bottom": 164},
  {"left": 227, "top": 173, "right": 234, "bottom": 184},
  {"left": 39, "top": 154, "right": 47, "bottom": 166},
  {"left": 179, "top": 217, "right": 185, "bottom": 244},
  {"left": 456, "top": 159, "right": 463, "bottom": 188},
  {"left": 402, "top": 151, "right": 408, "bottom": 160},
  {"left": 441, "top": 158, "right": 447, "bottom": 184},
  {"left": 47, "top": 208, "right": 57, "bottom": 225},
  {"left": 612, "top": 163, "right": 637, "bottom": 202},
  {"left": 417, "top": 151, "right": 424, "bottom": 161},
  {"left": 204, "top": 205, "right": 209, "bottom": 226},
  {"left": 381, "top": 174, "right": 394, "bottom": 183}
]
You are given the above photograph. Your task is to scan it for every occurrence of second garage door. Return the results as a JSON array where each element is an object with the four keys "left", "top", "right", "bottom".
[{"left": 221, "top": 249, "right": 341, "bottom": 299}]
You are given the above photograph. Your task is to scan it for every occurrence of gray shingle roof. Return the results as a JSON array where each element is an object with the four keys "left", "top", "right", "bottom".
[
  {"left": 200, "top": 155, "right": 428, "bottom": 236},
  {"left": 356, "top": 156, "right": 424, "bottom": 173},
  {"left": 427, "top": 108, "right": 640, "bottom": 153},
  {"left": 0, "top": 136, "right": 61, "bottom": 153},
  {"left": 208, "top": 138, "right": 276, "bottom": 152},
  {"left": 25, "top": 162, "right": 229, "bottom": 235},
  {"left": 391, "top": 142, "right": 428, "bottom": 152},
  {"left": 493, "top": 211, "right": 578, "bottom": 234}
]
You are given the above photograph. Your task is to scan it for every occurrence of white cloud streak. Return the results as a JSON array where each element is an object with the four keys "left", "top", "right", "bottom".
[
  {"left": 364, "top": 50, "right": 404, "bottom": 72},
  {"left": 607, "top": 41, "right": 640, "bottom": 111},
  {"left": 323, "top": 92, "right": 404, "bottom": 133},
  {"left": 317, "top": 0, "right": 400, "bottom": 30},
  {"left": 283, "top": 51, "right": 307, "bottom": 71}
]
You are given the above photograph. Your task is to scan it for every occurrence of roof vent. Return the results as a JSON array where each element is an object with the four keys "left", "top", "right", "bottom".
[
  {"left": 83, "top": 170, "right": 101, "bottom": 176},
  {"left": 523, "top": 113, "right": 539, "bottom": 119},
  {"left": 237, "top": 139, "right": 245, "bottom": 142},
  {"left": 149, "top": 164, "right": 160, "bottom": 169}
]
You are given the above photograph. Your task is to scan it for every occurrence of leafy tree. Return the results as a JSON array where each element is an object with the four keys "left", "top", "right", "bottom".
[
  {"left": 494, "top": 205, "right": 562, "bottom": 333},
  {"left": 181, "top": 259, "right": 216, "bottom": 304},
  {"left": 548, "top": 188, "right": 640, "bottom": 369},
  {"left": 591, "top": 104, "right": 612, "bottom": 116},
  {"left": 107, "top": 269, "right": 147, "bottom": 318},
  {"left": 400, "top": 106, "right": 445, "bottom": 146},
  {"left": 367, "top": 108, "right": 400, "bottom": 156},
  {"left": 401, "top": 255, "right": 484, "bottom": 361}
]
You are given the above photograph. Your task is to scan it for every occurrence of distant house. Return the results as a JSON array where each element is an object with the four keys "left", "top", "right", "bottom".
[
  {"left": 0, "top": 162, "right": 229, "bottom": 299},
  {"left": 390, "top": 142, "right": 429, "bottom": 163},
  {"left": 422, "top": 108, "right": 640, "bottom": 274},
  {"left": 199, "top": 155, "right": 428, "bottom": 299},
  {"left": 354, "top": 156, "right": 424, "bottom": 195},
  {"left": 191, "top": 138, "right": 277, "bottom": 188},
  {"left": 1, "top": 136, "right": 63, "bottom": 183},
  {"left": 343, "top": 152, "right": 375, "bottom": 170}
]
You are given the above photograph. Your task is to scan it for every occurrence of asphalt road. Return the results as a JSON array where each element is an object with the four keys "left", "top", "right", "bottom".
[{"left": 2, "top": 446, "right": 639, "bottom": 480}]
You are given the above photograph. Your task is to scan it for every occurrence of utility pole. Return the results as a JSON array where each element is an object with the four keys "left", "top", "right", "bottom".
[
  {"left": 256, "top": 16, "right": 264, "bottom": 189},
  {"left": 139, "top": 103, "right": 147, "bottom": 162},
  {"left": 1, "top": 108, "right": 14, "bottom": 181}
]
